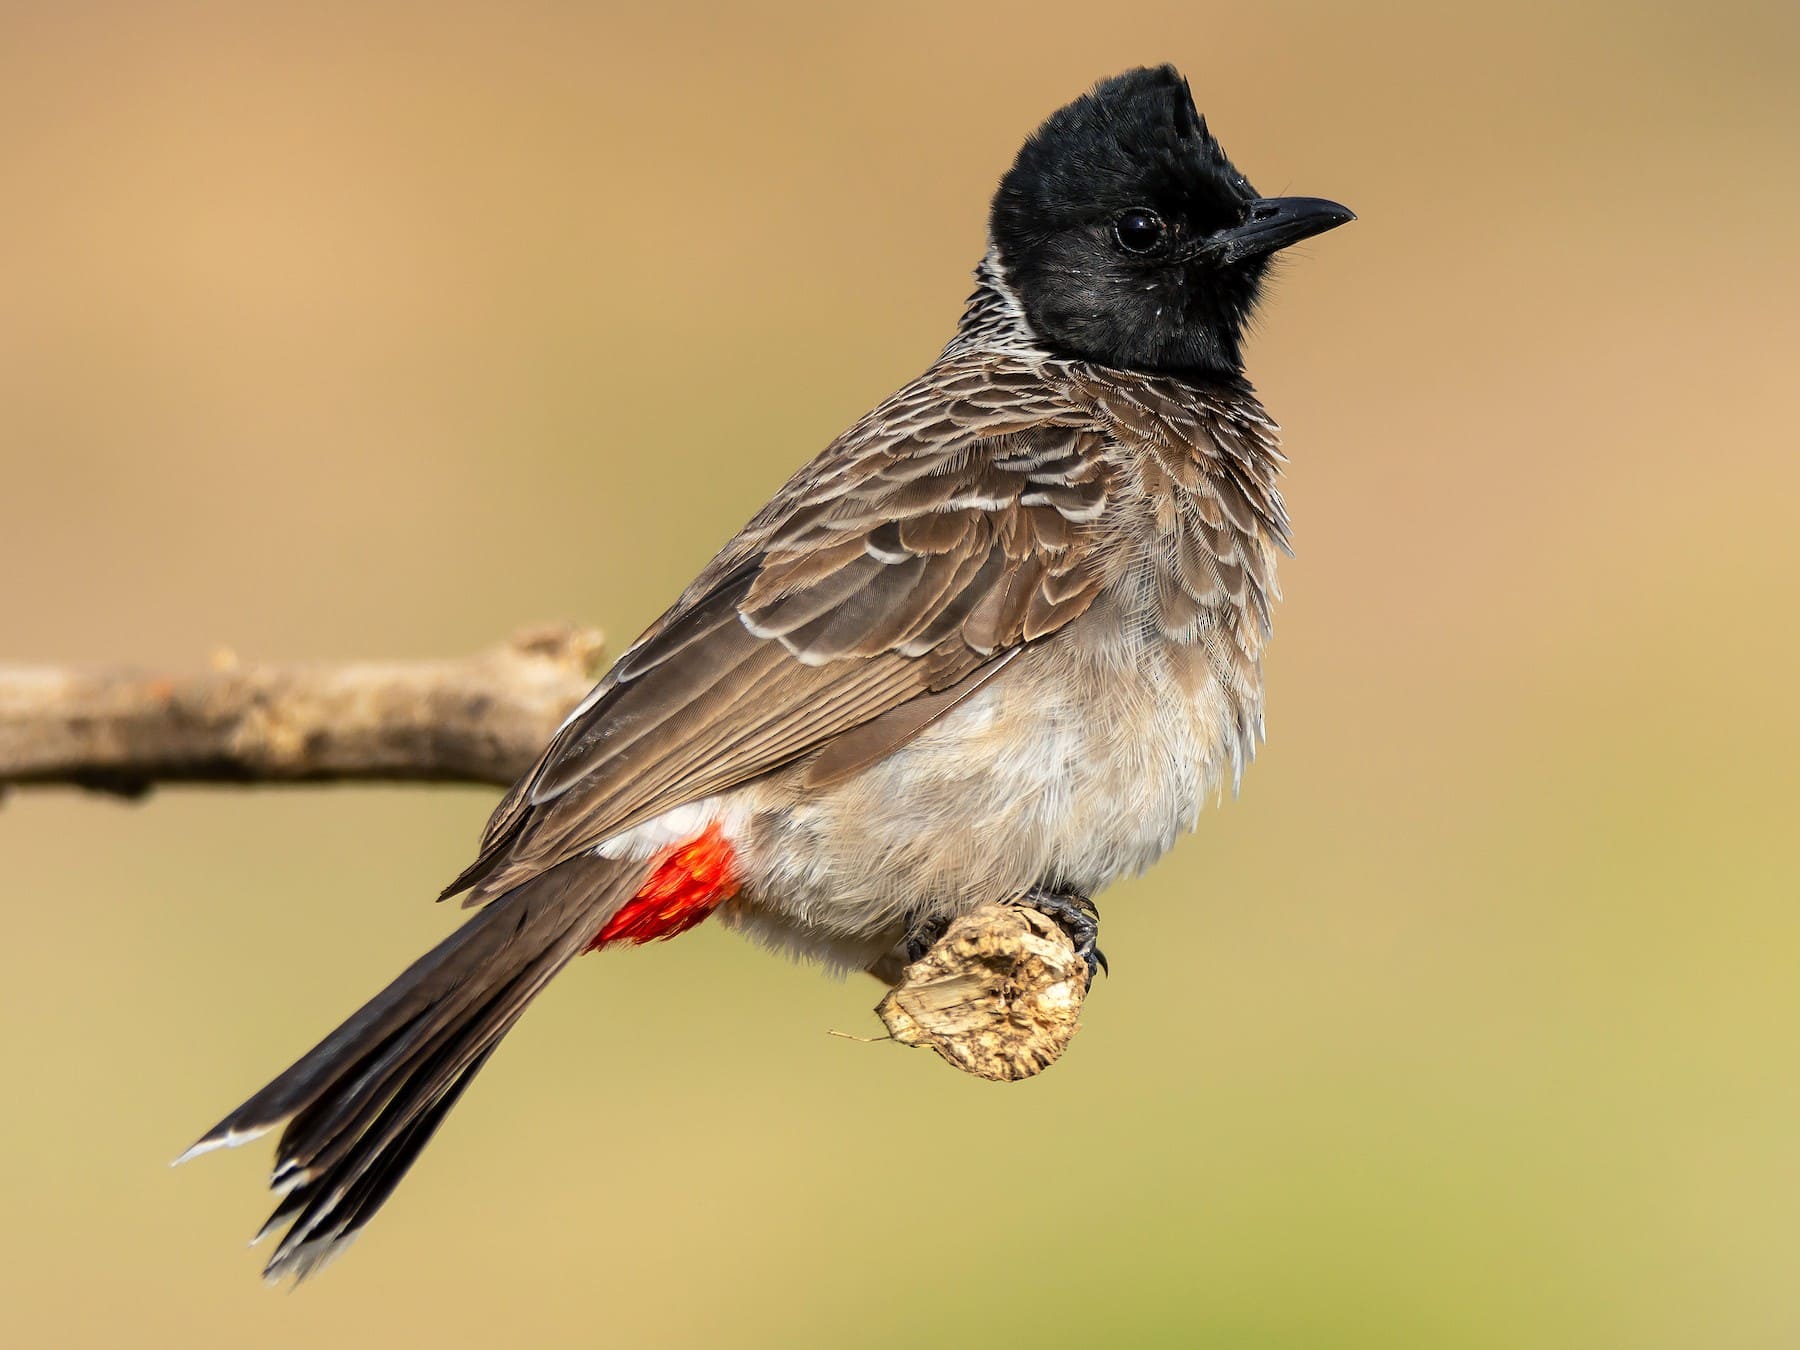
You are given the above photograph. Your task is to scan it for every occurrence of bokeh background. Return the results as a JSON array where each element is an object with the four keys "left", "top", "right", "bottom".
[{"left": 4, "top": 2, "right": 1797, "bottom": 1346}]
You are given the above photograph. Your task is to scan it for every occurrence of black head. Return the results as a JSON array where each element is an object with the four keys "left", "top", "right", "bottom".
[{"left": 990, "top": 65, "right": 1353, "bottom": 376}]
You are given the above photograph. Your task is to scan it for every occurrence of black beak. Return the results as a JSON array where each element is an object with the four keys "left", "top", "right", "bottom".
[{"left": 1212, "top": 196, "right": 1355, "bottom": 265}]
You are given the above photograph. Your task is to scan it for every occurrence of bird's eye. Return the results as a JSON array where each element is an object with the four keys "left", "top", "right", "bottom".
[{"left": 1113, "top": 208, "right": 1167, "bottom": 254}]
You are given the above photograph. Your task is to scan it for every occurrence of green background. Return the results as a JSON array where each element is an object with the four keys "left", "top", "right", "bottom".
[{"left": 4, "top": 2, "right": 1797, "bottom": 1345}]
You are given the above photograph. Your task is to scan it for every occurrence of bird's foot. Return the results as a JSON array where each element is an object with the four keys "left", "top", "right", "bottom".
[
  {"left": 1015, "top": 888, "right": 1107, "bottom": 984},
  {"left": 901, "top": 913, "right": 953, "bottom": 966}
]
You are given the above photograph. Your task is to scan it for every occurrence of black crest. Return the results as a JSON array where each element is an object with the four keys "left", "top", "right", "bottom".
[{"left": 991, "top": 66, "right": 1351, "bottom": 376}]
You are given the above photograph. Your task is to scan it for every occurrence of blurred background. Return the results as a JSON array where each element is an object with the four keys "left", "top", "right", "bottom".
[{"left": 3, "top": 2, "right": 1797, "bottom": 1346}]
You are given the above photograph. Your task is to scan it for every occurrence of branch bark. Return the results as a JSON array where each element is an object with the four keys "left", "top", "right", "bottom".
[
  {"left": 0, "top": 623, "right": 605, "bottom": 797},
  {"left": 0, "top": 622, "right": 1089, "bottom": 1076}
]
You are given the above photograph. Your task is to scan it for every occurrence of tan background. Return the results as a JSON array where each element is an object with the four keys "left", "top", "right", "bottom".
[{"left": 3, "top": 2, "right": 1798, "bottom": 1346}]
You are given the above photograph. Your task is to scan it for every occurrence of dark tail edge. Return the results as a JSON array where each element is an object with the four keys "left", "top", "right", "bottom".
[{"left": 178, "top": 857, "right": 632, "bottom": 1282}]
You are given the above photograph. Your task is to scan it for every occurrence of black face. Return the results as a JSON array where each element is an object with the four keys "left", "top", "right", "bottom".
[{"left": 991, "top": 65, "right": 1353, "bottom": 377}]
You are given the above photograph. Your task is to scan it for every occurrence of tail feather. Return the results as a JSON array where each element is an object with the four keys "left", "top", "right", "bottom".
[
  {"left": 182, "top": 856, "right": 637, "bottom": 1282},
  {"left": 254, "top": 1046, "right": 496, "bottom": 1281},
  {"left": 269, "top": 912, "right": 588, "bottom": 1190}
]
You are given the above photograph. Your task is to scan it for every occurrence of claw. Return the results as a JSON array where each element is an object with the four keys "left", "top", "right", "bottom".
[
  {"left": 901, "top": 913, "right": 952, "bottom": 966},
  {"left": 1016, "top": 887, "right": 1106, "bottom": 985}
]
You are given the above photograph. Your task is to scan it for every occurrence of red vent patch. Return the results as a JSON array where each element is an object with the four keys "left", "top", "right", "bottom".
[{"left": 586, "top": 822, "right": 739, "bottom": 951}]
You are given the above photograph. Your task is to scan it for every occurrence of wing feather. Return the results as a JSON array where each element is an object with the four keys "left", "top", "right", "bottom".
[{"left": 447, "top": 355, "right": 1117, "bottom": 904}]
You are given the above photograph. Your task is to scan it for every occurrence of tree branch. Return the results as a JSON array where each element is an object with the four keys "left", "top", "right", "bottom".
[
  {"left": 0, "top": 623, "right": 605, "bottom": 797},
  {"left": 0, "top": 622, "right": 1089, "bottom": 1076}
]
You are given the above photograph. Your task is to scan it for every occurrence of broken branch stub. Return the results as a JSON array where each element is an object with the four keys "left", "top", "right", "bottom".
[{"left": 876, "top": 902, "right": 1090, "bottom": 1081}]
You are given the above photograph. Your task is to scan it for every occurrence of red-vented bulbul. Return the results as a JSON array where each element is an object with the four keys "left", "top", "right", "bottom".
[{"left": 182, "top": 64, "right": 1353, "bottom": 1280}]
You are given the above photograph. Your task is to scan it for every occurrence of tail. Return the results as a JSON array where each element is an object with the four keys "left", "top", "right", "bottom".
[{"left": 180, "top": 856, "right": 640, "bottom": 1282}]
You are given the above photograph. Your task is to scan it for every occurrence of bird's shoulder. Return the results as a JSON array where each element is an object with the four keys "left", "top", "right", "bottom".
[{"left": 670, "top": 348, "right": 1103, "bottom": 605}]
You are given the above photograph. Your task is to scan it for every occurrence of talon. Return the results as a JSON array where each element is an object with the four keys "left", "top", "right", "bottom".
[
  {"left": 1015, "top": 887, "right": 1105, "bottom": 985},
  {"left": 901, "top": 913, "right": 952, "bottom": 966}
]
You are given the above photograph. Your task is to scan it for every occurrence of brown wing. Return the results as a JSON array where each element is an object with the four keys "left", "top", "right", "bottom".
[{"left": 445, "top": 355, "right": 1114, "bottom": 904}]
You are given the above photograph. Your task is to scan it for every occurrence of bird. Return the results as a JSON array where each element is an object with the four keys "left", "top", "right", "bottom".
[{"left": 180, "top": 63, "right": 1353, "bottom": 1281}]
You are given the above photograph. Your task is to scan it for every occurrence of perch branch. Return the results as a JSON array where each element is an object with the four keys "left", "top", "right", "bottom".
[
  {"left": 0, "top": 621, "right": 1091, "bottom": 1075},
  {"left": 0, "top": 623, "right": 605, "bottom": 797}
]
